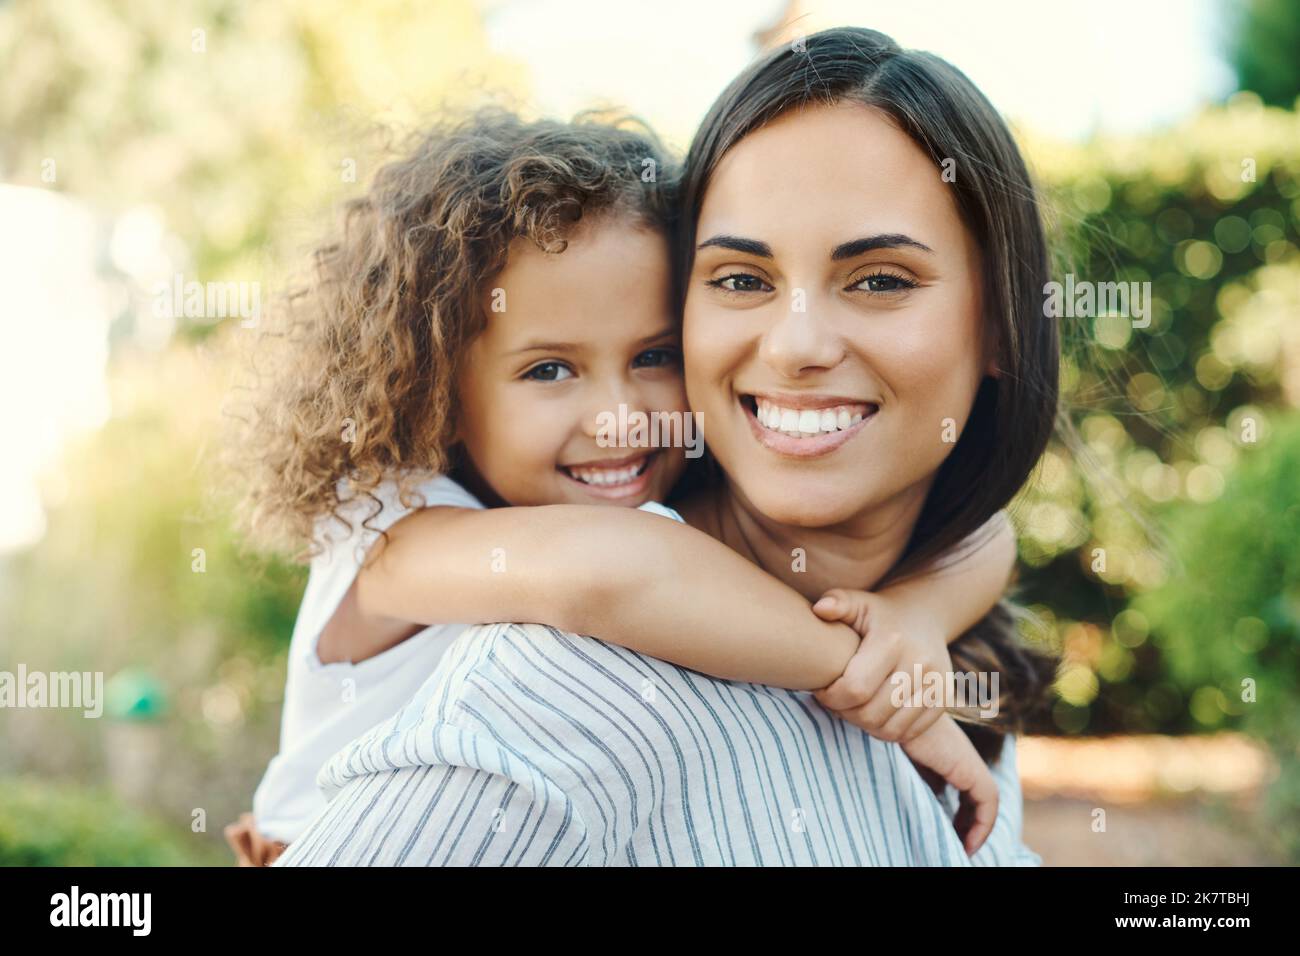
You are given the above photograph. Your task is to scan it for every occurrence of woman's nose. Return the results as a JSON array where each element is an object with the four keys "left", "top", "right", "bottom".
[{"left": 759, "top": 299, "right": 846, "bottom": 377}]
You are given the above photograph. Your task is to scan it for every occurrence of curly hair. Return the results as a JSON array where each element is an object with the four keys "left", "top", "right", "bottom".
[{"left": 233, "top": 109, "right": 678, "bottom": 556}]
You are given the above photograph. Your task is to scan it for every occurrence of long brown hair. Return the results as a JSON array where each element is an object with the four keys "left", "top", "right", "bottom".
[
  {"left": 676, "top": 27, "right": 1059, "bottom": 757},
  {"left": 233, "top": 108, "right": 677, "bottom": 555}
]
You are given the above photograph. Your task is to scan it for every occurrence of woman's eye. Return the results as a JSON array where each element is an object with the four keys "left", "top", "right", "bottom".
[
  {"left": 523, "top": 361, "right": 573, "bottom": 382},
  {"left": 708, "top": 273, "right": 772, "bottom": 294},
  {"left": 632, "top": 347, "right": 680, "bottom": 369},
  {"left": 852, "top": 271, "right": 918, "bottom": 294}
]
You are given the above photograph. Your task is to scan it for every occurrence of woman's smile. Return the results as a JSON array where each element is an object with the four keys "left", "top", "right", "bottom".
[{"left": 739, "top": 391, "right": 879, "bottom": 458}]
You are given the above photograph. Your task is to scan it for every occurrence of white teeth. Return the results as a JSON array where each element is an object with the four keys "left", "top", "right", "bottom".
[
  {"left": 568, "top": 460, "right": 645, "bottom": 485},
  {"left": 752, "top": 398, "right": 873, "bottom": 439}
]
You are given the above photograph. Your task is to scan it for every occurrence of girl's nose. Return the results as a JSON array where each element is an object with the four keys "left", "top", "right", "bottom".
[{"left": 582, "top": 376, "right": 646, "bottom": 440}]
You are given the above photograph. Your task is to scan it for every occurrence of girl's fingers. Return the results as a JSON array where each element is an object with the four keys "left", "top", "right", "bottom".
[
  {"left": 224, "top": 820, "right": 256, "bottom": 866},
  {"left": 811, "top": 588, "right": 872, "bottom": 634},
  {"left": 832, "top": 683, "right": 908, "bottom": 734},
  {"left": 814, "top": 643, "right": 898, "bottom": 712},
  {"left": 877, "top": 701, "right": 920, "bottom": 742},
  {"left": 955, "top": 769, "right": 999, "bottom": 856},
  {"left": 900, "top": 716, "right": 999, "bottom": 855},
  {"left": 901, "top": 702, "right": 946, "bottom": 742}
]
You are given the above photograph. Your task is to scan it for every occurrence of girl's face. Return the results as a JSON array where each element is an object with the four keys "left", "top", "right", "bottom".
[
  {"left": 684, "top": 102, "right": 992, "bottom": 529},
  {"left": 456, "top": 218, "right": 688, "bottom": 507}
]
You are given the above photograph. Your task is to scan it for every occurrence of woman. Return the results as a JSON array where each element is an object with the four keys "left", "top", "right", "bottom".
[
  {"left": 277, "top": 26, "right": 1057, "bottom": 866},
  {"left": 674, "top": 25, "right": 1057, "bottom": 761}
]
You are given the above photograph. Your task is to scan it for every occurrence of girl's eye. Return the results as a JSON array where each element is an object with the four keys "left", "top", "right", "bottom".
[
  {"left": 523, "top": 361, "right": 574, "bottom": 382},
  {"left": 851, "top": 271, "right": 918, "bottom": 294},
  {"left": 632, "top": 347, "right": 681, "bottom": 370},
  {"left": 707, "top": 273, "right": 773, "bottom": 294}
]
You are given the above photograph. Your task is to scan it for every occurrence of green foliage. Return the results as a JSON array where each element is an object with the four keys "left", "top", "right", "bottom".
[
  {"left": 1012, "top": 99, "right": 1300, "bottom": 737},
  {"left": 0, "top": 777, "right": 225, "bottom": 866},
  {"left": 1137, "top": 415, "right": 1300, "bottom": 853},
  {"left": 1137, "top": 415, "right": 1300, "bottom": 731},
  {"left": 1229, "top": 0, "right": 1300, "bottom": 109}
]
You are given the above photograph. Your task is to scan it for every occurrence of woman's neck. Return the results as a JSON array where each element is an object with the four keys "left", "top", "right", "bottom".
[{"left": 680, "top": 480, "right": 933, "bottom": 601}]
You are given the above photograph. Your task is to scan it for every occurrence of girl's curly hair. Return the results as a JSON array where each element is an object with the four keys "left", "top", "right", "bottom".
[{"left": 232, "top": 109, "right": 678, "bottom": 556}]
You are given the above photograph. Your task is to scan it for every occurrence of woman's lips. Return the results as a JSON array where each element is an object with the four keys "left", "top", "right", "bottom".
[
  {"left": 558, "top": 451, "right": 658, "bottom": 500},
  {"left": 740, "top": 394, "right": 877, "bottom": 458}
]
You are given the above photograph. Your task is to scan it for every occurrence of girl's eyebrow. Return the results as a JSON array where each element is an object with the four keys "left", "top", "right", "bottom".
[
  {"left": 697, "top": 233, "right": 933, "bottom": 260},
  {"left": 509, "top": 328, "right": 675, "bottom": 357},
  {"left": 510, "top": 341, "right": 578, "bottom": 356}
]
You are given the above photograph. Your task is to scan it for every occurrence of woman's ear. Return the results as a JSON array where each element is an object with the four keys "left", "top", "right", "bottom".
[{"left": 983, "top": 325, "right": 1003, "bottom": 378}]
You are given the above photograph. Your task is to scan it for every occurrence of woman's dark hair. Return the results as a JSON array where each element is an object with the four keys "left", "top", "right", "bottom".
[{"left": 676, "top": 27, "right": 1058, "bottom": 758}]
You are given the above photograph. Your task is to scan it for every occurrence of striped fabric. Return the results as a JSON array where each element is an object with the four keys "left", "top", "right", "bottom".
[{"left": 278, "top": 622, "right": 1041, "bottom": 866}]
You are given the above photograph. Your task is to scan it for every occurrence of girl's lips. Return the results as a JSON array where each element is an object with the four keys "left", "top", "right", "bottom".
[
  {"left": 740, "top": 395, "right": 876, "bottom": 458},
  {"left": 558, "top": 451, "right": 657, "bottom": 501}
]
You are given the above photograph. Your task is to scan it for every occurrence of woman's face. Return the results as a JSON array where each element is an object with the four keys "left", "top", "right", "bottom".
[{"left": 684, "top": 101, "right": 992, "bottom": 529}]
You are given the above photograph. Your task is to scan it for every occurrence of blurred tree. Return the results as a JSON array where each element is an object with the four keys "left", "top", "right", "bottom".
[
  {"left": 1229, "top": 0, "right": 1300, "bottom": 108},
  {"left": 0, "top": 0, "right": 525, "bottom": 283}
]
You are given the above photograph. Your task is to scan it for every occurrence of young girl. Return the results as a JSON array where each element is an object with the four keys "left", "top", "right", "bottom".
[{"left": 226, "top": 109, "right": 1017, "bottom": 865}]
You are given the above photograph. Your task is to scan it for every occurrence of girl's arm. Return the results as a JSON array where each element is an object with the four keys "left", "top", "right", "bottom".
[
  {"left": 871, "top": 510, "right": 1016, "bottom": 645},
  {"left": 328, "top": 506, "right": 1013, "bottom": 693},
  {"left": 323, "top": 504, "right": 861, "bottom": 689}
]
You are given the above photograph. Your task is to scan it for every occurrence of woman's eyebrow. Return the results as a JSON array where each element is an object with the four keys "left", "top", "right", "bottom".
[
  {"left": 831, "top": 234, "right": 933, "bottom": 260},
  {"left": 696, "top": 234, "right": 773, "bottom": 258}
]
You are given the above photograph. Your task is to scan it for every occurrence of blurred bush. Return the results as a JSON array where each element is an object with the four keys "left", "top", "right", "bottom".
[
  {"left": 0, "top": 345, "right": 306, "bottom": 851},
  {"left": 1135, "top": 413, "right": 1300, "bottom": 853},
  {"left": 0, "top": 776, "right": 226, "bottom": 866},
  {"left": 1229, "top": 0, "right": 1300, "bottom": 109},
  {"left": 1012, "top": 96, "right": 1300, "bottom": 741}
]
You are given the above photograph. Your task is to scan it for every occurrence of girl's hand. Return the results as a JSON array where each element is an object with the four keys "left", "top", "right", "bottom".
[
  {"left": 900, "top": 715, "right": 999, "bottom": 855},
  {"left": 224, "top": 812, "right": 288, "bottom": 867},
  {"left": 810, "top": 588, "right": 953, "bottom": 743},
  {"left": 809, "top": 588, "right": 998, "bottom": 854}
]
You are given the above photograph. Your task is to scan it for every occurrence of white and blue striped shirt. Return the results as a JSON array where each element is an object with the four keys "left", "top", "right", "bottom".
[{"left": 278, "top": 622, "right": 1041, "bottom": 866}]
